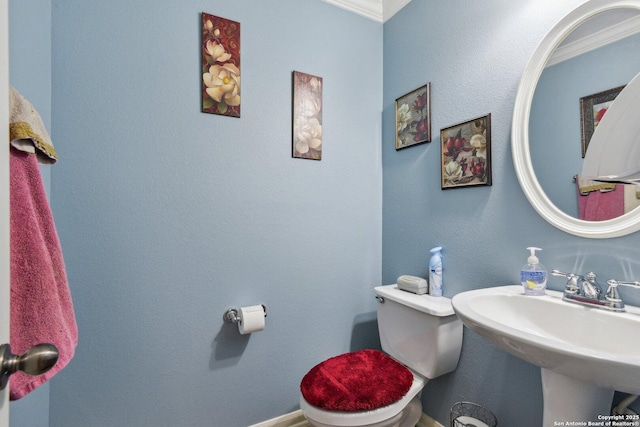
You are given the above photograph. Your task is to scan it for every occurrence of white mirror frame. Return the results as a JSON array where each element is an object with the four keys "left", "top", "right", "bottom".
[{"left": 512, "top": 0, "right": 640, "bottom": 238}]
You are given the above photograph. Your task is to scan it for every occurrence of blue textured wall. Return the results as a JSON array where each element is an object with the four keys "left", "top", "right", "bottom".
[
  {"left": 383, "top": 0, "right": 640, "bottom": 424},
  {"left": 9, "top": 0, "right": 51, "bottom": 196},
  {"left": 48, "top": 1, "right": 382, "bottom": 426},
  {"left": 12, "top": 0, "right": 640, "bottom": 425},
  {"left": 9, "top": 0, "right": 51, "bottom": 425}
]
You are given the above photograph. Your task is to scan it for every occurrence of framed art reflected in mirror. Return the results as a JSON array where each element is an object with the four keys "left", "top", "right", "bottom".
[{"left": 580, "top": 85, "right": 625, "bottom": 157}]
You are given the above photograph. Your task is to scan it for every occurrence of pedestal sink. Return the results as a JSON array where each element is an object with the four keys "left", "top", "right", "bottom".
[{"left": 452, "top": 285, "right": 640, "bottom": 425}]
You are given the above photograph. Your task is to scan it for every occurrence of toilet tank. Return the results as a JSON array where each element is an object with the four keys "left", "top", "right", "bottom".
[{"left": 374, "top": 284, "right": 463, "bottom": 379}]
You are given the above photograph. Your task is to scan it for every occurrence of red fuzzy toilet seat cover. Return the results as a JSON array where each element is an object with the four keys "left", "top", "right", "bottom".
[{"left": 300, "top": 349, "right": 413, "bottom": 411}]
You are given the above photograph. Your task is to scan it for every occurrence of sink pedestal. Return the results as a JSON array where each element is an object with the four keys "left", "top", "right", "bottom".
[{"left": 542, "top": 368, "right": 614, "bottom": 425}]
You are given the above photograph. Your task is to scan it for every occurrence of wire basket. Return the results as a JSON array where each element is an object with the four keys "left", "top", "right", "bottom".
[{"left": 450, "top": 402, "right": 497, "bottom": 427}]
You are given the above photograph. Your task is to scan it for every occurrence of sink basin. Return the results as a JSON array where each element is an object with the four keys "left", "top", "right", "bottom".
[{"left": 452, "top": 285, "right": 640, "bottom": 423}]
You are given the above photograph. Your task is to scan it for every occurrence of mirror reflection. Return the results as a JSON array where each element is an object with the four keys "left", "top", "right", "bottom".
[{"left": 530, "top": 9, "right": 640, "bottom": 221}]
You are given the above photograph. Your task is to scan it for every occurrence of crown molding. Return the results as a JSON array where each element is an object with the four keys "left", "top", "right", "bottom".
[
  {"left": 320, "top": 0, "right": 411, "bottom": 23},
  {"left": 384, "top": 0, "right": 412, "bottom": 21},
  {"left": 547, "top": 14, "right": 640, "bottom": 67}
]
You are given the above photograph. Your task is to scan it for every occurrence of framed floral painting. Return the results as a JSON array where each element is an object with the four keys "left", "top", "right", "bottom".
[
  {"left": 202, "top": 13, "right": 241, "bottom": 118},
  {"left": 292, "top": 71, "right": 323, "bottom": 160},
  {"left": 395, "top": 83, "right": 431, "bottom": 150},
  {"left": 441, "top": 114, "right": 492, "bottom": 189},
  {"left": 579, "top": 85, "right": 625, "bottom": 157}
]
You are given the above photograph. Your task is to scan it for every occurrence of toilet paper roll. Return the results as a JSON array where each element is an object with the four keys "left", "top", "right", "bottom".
[{"left": 238, "top": 305, "right": 265, "bottom": 335}]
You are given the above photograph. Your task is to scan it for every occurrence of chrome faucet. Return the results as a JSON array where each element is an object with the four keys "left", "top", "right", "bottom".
[
  {"left": 550, "top": 269, "right": 634, "bottom": 312},
  {"left": 581, "top": 272, "right": 602, "bottom": 299}
]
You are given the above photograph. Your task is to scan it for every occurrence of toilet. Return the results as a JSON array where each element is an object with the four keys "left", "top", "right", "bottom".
[{"left": 299, "top": 284, "right": 463, "bottom": 427}]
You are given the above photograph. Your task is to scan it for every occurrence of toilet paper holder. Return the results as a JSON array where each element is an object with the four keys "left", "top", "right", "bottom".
[{"left": 223, "top": 305, "right": 267, "bottom": 324}]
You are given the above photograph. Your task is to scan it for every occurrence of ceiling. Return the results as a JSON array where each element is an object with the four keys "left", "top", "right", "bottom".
[{"left": 321, "top": 0, "right": 411, "bottom": 23}]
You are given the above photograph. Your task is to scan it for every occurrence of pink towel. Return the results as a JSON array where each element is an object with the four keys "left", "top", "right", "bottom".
[
  {"left": 9, "top": 147, "right": 78, "bottom": 400},
  {"left": 577, "top": 182, "right": 624, "bottom": 221}
]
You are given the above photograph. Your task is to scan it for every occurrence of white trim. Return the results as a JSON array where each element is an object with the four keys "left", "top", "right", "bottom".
[
  {"left": 248, "top": 410, "right": 444, "bottom": 427},
  {"left": 384, "top": 0, "right": 412, "bottom": 22},
  {"left": 320, "top": 0, "right": 411, "bottom": 23},
  {"left": 417, "top": 412, "right": 446, "bottom": 427},
  {"left": 547, "top": 14, "right": 640, "bottom": 67},
  {"left": 321, "top": 0, "right": 383, "bottom": 22},
  {"left": 248, "top": 410, "right": 309, "bottom": 427}
]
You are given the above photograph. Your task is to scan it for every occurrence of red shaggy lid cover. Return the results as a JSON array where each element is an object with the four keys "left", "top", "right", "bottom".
[{"left": 300, "top": 349, "right": 413, "bottom": 412}]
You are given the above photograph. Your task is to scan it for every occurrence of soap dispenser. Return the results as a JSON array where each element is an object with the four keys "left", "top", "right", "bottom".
[{"left": 521, "top": 247, "right": 547, "bottom": 296}]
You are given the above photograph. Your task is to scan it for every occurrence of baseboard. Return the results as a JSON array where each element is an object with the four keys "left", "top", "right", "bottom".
[
  {"left": 248, "top": 410, "right": 445, "bottom": 427},
  {"left": 417, "top": 412, "right": 446, "bottom": 427},
  {"left": 248, "top": 410, "right": 309, "bottom": 427}
]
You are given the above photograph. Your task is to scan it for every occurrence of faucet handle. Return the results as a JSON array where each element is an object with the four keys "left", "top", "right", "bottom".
[
  {"left": 551, "top": 270, "right": 580, "bottom": 294},
  {"left": 605, "top": 280, "right": 622, "bottom": 302},
  {"left": 565, "top": 275, "right": 581, "bottom": 295},
  {"left": 551, "top": 269, "right": 573, "bottom": 278},
  {"left": 604, "top": 278, "right": 640, "bottom": 312},
  {"left": 611, "top": 279, "right": 640, "bottom": 289},
  {"left": 604, "top": 280, "right": 626, "bottom": 312}
]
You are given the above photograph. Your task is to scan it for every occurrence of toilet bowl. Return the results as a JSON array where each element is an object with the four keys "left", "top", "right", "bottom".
[{"left": 299, "top": 284, "right": 463, "bottom": 427}]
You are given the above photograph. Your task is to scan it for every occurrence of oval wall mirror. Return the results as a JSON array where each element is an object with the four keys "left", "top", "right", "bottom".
[{"left": 512, "top": 0, "right": 640, "bottom": 238}]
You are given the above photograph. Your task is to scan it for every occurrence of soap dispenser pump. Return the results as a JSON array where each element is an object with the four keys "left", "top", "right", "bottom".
[{"left": 521, "top": 247, "right": 547, "bottom": 296}]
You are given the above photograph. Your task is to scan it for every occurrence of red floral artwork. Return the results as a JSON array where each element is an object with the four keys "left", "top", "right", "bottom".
[
  {"left": 441, "top": 114, "right": 492, "bottom": 189},
  {"left": 202, "top": 13, "right": 241, "bottom": 118},
  {"left": 395, "top": 83, "right": 431, "bottom": 150}
]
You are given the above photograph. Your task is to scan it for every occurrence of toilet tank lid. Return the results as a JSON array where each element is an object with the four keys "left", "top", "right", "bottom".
[{"left": 375, "top": 284, "right": 455, "bottom": 316}]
